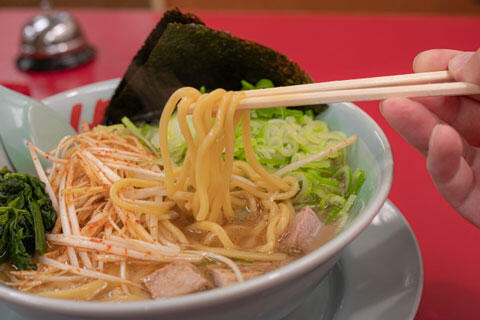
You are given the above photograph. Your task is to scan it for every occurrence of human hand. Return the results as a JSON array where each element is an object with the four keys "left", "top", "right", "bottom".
[{"left": 380, "top": 48, "right": 480, "bottom": 227}]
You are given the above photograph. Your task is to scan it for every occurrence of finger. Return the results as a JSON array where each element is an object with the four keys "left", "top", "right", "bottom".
[
  {"left": 411, "top": 96, "right": 460, "bottom": 123},
  {"left": 448, "top": 48, "right": 480, "bottom": 101},
  {"left": 449, "top": 48, "right": 480, "bottom": 84},
  {"left": 380, "top": 98, "right": 440, "bottom": 156},
  {"left": 382, "top": 97, "right": 478, "bottom": 164},
  {"left": 412, "top": 49, "right": 463, "bottom": 72},
  {"left": 451, "top": 97, "right": 480, "bottom": 146},
  {"left": 426, "top": 124, "right": 480, "bottom": 227},
  {"left": 411, "top": 96, "right": 480, "bottom": 147}
]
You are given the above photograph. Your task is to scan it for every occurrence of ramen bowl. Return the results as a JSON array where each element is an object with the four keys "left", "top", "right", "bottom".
[{"left": 0, "top": 79, "right": 393, "bottom": 320}]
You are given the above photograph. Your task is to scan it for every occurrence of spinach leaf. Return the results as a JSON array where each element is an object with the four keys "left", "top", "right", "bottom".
[{"left": 0, "top": 166, "right": 57, "bottom": 270}]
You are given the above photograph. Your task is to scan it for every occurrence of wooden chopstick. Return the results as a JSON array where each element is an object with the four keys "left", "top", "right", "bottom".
[
  {"left": 243, "top": 71, "right": 453, "bottom": 97},
  {"left": 186, "top": 71, "right": 480, "bottom": 113},
  {"left": 238, "top": 81, "right": 480, "bottom": 110}
]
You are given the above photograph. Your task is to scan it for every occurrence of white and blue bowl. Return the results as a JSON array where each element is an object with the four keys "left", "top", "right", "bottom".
[{"left": 0, "top": 80, "right": 393, "bottom": 320}]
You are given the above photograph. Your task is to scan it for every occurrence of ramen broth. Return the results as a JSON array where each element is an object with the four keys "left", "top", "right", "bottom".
[{"left": 21, "top": 217, "right": 339, "bottom": 300}]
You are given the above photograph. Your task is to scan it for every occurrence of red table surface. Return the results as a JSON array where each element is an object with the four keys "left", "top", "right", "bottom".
[{"left": 1, "top": 8, "right": 480, "bottom": 319}]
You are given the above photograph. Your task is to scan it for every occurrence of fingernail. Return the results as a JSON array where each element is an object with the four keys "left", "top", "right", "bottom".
[
  {"left": 429, "top": 124, "right": 445, "bottom": 151},
  {"left": 412, "top": 52, "right": 425, "bottom": 72},
  {"left": 449, "top": 52, "right": 474, "bottom": 79},
  {"left": 379, "top": 100, "right": 385, "bottom": 115}
]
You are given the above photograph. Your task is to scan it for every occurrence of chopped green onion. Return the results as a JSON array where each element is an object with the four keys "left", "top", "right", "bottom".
[
  {"left": 334, "top": 165, "right": 352, "bottom": 195},
  {"left": 121, "top": 117, "right": 160, "bottom": 157},
  {"left": 241, "top": 80, "right": 256, "bottom": 90},
  {"left": 197, "top": 259, "right": 218, "bottom": 267},
  {"left": 320, "top": 194, "right": 345, "bottom": 209},
  {"left": 140, "top": 123, "right": 152, "bottom": 136},
  {"left": 349, "top": 169, "right": 366, "bottom": 196},
  {"left": 255, "top": 78, "right": 274, "bottom": 89},
  {"left": 232, "top": 258, "right": 254, "bottom": 264},
  {"left": 326, "top": 207, "right": 341, "bottom": 224}
]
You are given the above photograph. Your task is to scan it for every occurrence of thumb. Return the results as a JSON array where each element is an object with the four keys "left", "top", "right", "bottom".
[{"left": 448, "top": 48, "right": 480, "bottom": 84}]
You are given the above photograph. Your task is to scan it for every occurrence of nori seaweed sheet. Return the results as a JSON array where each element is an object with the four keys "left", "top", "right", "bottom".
[
  {"left": 109, "top": 9, "right": 204, "bottom": 112},
  {"left": 105, "top": 10, "right": 323, "bottom": 125}
]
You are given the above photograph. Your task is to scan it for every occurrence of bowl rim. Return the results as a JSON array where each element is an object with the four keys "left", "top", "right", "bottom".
[
  {"left": 41, "top": 78, "right": 120, "bottom": 108},
  {"left": 0, "top": 79, "right": 394, "bottom": 316}
]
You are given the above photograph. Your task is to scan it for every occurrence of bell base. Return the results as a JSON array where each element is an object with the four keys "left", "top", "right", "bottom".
[{"left": 16, "top": 46, "right": 95, "bottom": 72}]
